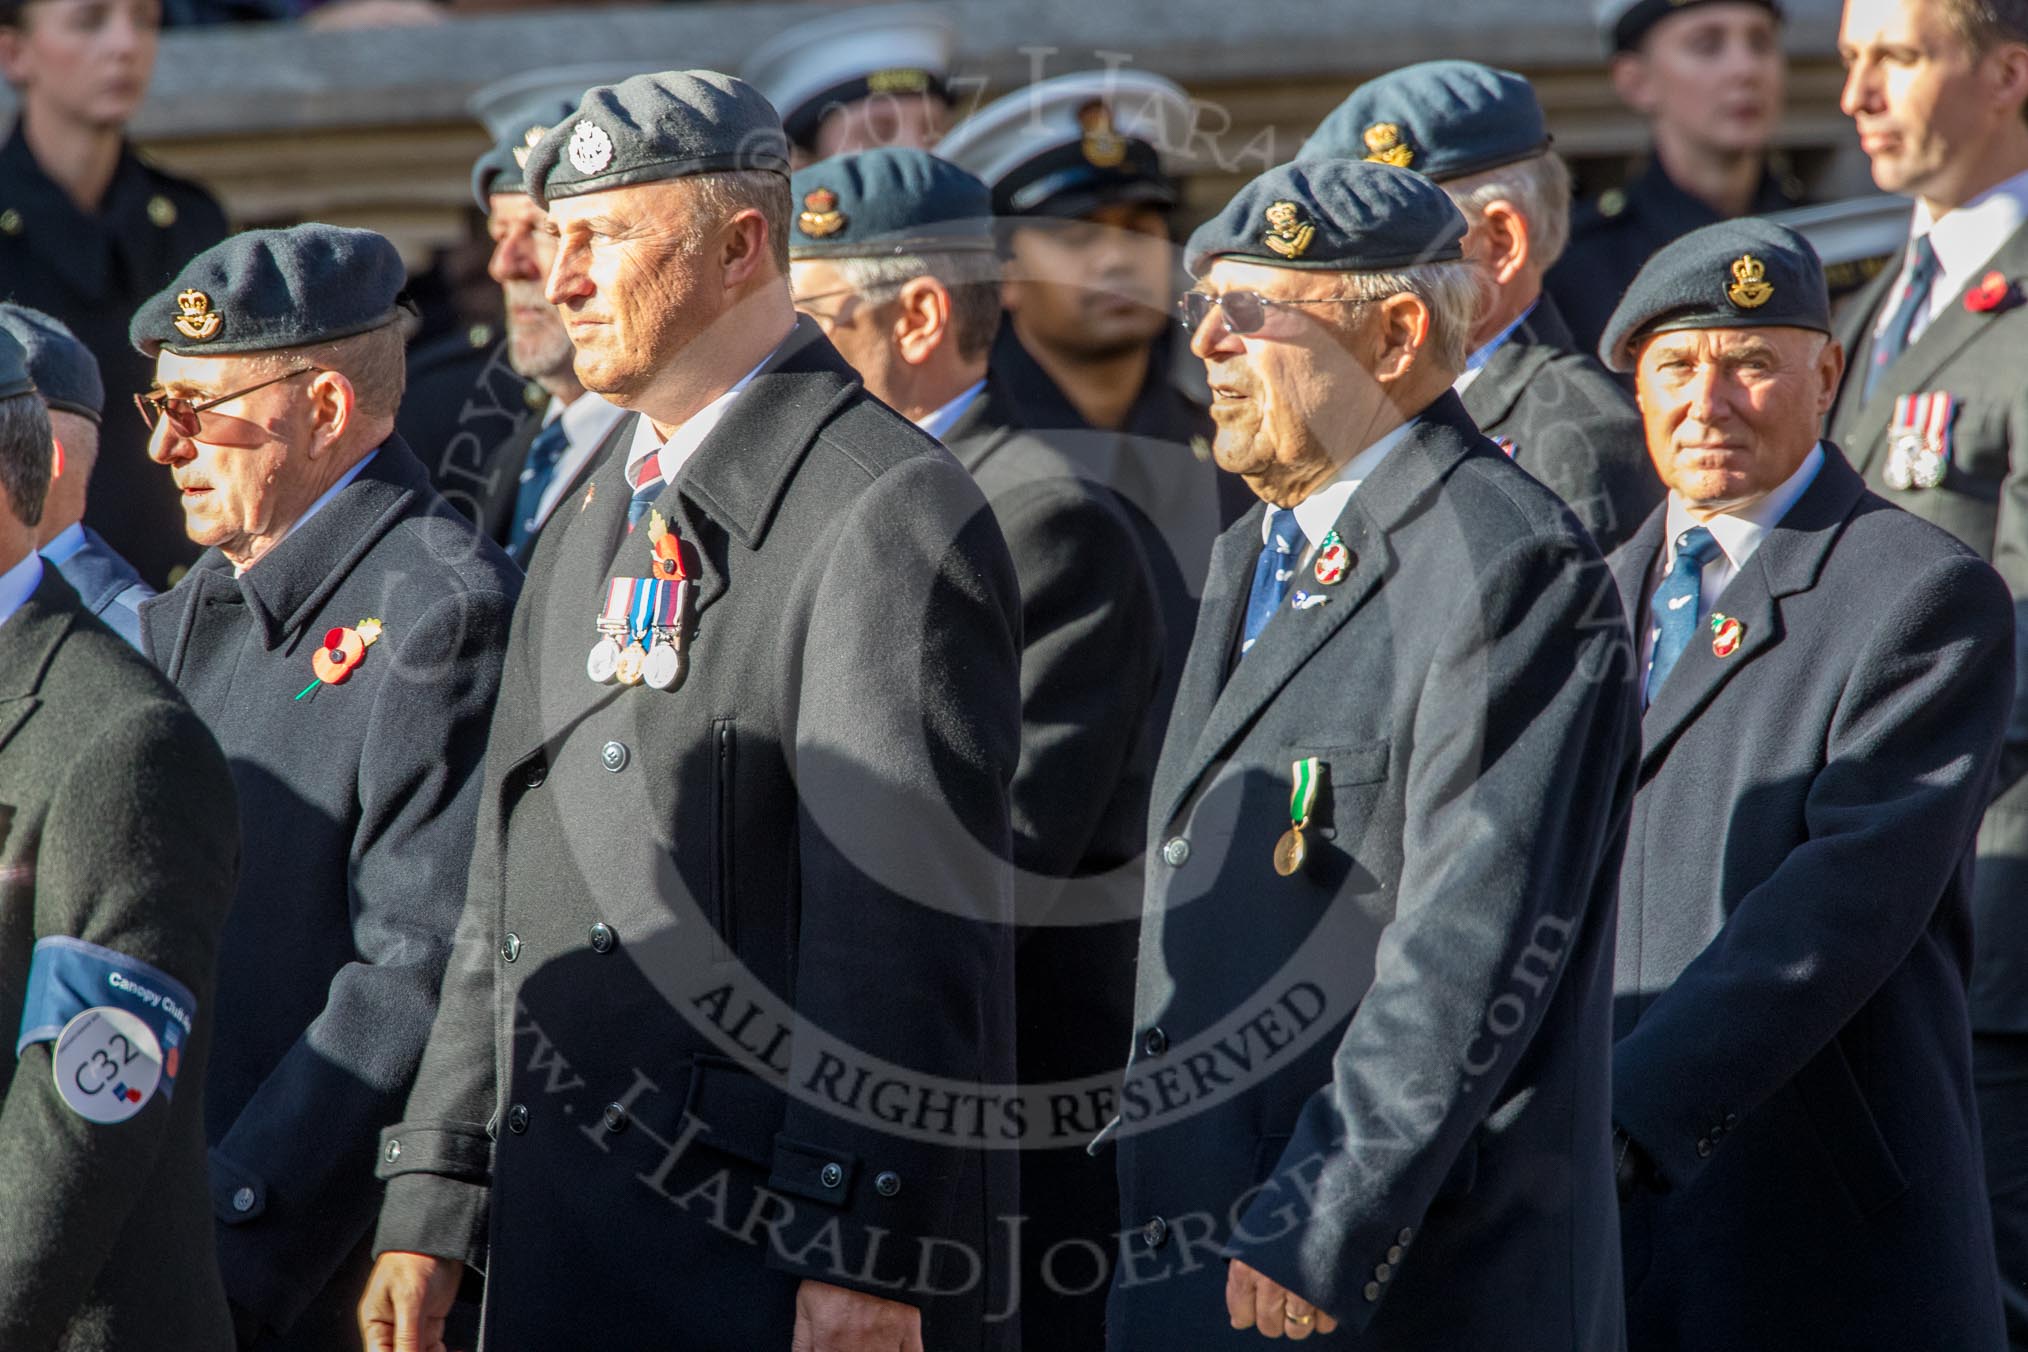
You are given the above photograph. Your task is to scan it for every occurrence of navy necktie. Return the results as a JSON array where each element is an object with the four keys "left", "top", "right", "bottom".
[
  {"left": 507, "top": 418, "right": 569, "bottom": 561},
  {"left": 1864, "top": 234, "right": 1940, "bottom": 404},
  {"left": 1645, "top": 525, "right": 1723, "bottom": 706},
  {"left": 626, "top": 455, "right": 663, "bottom": 532},
  {"left": 1240, "top": 507, "right": 1304, "bottom": 659}
]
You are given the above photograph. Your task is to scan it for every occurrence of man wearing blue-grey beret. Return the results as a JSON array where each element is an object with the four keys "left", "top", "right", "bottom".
[
  {"left": 1107, "top": 157, "right": 1636, "bottom": 1349},
  {"left": 130, "top": 223, "right": 522, "bottom": 1352},
  {"left": 1600, "top": 216, "right": 2012, "bottom": 1351},
  {"left": 366, "top": 71, "right": 1022, "bottom": 1352}
]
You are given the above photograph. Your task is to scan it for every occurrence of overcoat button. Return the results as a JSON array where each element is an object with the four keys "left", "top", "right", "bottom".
[
  {"left": 820, "top": 1162, "right": 844, "bottom": 1189},
  {"left": 588, "top": 923, "right": 616, "bottom": 953},
  {"left": 1161, "top": 838, "right": 1190, "bottom": 867},
  {"left": 1386, "top": 1245, "right": 1403, "bottom": 1264},
  {"left": 1375, "top": 1263, "right": 1391, "bottom": 1281},
  {"left": 1364, "top": 1281, "right": 1382, "bottom": 1302},
  {"left": 603, "top": 1103, "right": 630, "bottom": 1133},
  {"left": 521, "top": 760, "right": 547, "bottom": 789},
  {"left": 232, "top": 1187, "right": 256, "bottom": 1213},
  {"left": 1398, "top": 1228, "right": 1414, "bottom": 1245},
  {"left": 875, "top": 1171, "right": 902, "bottom": 1197},
  {"left": 1695, "top": 1137, "right": 1713, "bottom": 1158},
  {"left": 1141, "top": 1027, "right": 1168, "bottom": 1057},
  {"left": 1141, "top": 1216, "right": 1169, "bottom": 1248},
  {"left": 507, "top": 1104, "right": 530, "bottom": 1134},
  {"left": 500, "top": 932, "right": 521, "bottom": 963},
  {"left": 1723, "top": 1112, "right": 1738, "bottom": 1129},
  {"left": 384, "top": 1139, "right": 402, "bottom": 1164},
  {"left": 601, "top": 741, "right": 629, "bottom": 773}
]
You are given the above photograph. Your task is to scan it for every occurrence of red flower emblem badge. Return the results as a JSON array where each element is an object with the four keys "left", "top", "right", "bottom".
[{"left": 1966, "top": 270, "right": 2018, "bottom": 314}]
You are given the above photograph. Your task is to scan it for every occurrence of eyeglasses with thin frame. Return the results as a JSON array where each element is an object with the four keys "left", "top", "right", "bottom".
[
  {"left": 133, "top": 365, "right": 323, "bottom": 437},
  {"left": 791, "top": 286, "right": 862, "bottom": 324},
  {"left": 1177, "top": 290, "right": 1367, "bottom": 336}
]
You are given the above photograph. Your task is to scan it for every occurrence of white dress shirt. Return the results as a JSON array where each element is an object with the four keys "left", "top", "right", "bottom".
[
  {"left": 532, "top": 390, "right": 628, "bottom": 526},
  {"left": 1884, "top": 166, "right": 2028, "bottom": 347},
  {"left": 0, "top": 547, "right": 43, "bottom": 630},
  {"left": 916, "top": 379, "right": 987, "bottom": 443},
  {"left": 1266, "top": 415, "right": 1420, "bottom": 553},
  {"left": 1639, "top": 442, "right": 1825, "bottom": 681},
  {"left": 624, "top": 347, "right": 781, "bottom": 490}
]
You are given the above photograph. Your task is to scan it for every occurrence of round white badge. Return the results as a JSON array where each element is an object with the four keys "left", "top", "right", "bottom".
[
  {"left": 52, "top": 1007, "right": 164, "bottom": 1125},
  {"left": 587, "top": 636, "right": 621, "bottom": 684},
  {"left": 644, "top": 642, "right": 685, "bottom": 691},
  {"left": 569, "top": 121, "right": 615, "bottom": 175}
]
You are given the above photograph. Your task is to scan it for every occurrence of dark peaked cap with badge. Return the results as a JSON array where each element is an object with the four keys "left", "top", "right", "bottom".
[
  {"left": 523, "top": 69, "right": 789, "bottom": 207},
  {"left": 1598, "top": 217, "right": 1830, "bottom": 372},
  {"left": 471, "top": 95, "right": 582, "bottom": 212},
  {"left": 741, "top": 2, "right": 955, "bottom": 154},
  {"left": 935, "top": 69, "right": 1192, "bottom": 220},
  {"left": 0, "top": 304, "right": 98, "bottom": 419},
  {"left": 1298, "top": 60, "right": 1552, "bottom": 183},
  {"left": 787, "top": 147, "right": 993, "bottom": 258},
  {"left": 130, "top": 224, "right": 408, "bottom": 359},
  {"left": 1185, "top": 158, "right": 1468, "bottom": 276},
  {"left": 1597, "top": 0, "right": 1783, "bottom": 52}
]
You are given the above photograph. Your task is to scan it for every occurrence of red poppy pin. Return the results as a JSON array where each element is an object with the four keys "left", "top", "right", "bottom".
[
  {"left": 296, "top": 618, "right": 384, "bottom": 700},
  {"left": 1966, "top": 270, "right": 2020, "bottom": 315}
]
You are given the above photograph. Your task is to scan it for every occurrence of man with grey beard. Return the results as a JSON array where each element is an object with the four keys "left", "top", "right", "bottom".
[{"left": 439, "top": 98, "right": 626, "bottom": 561}]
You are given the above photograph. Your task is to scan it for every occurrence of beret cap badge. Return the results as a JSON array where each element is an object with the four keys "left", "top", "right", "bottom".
[
  {"left": 1362, "top": 122, "right": 1415, "bottom": 169},
  {"left": 512, "top": 123, "right": 549, "bottom": 171},
  {"left": 798, "top": 187, "right": 847, "bottom": 239},
  {"left": 568, "top": 120, "right": 616, "bottom": 176},
  {"left": 1262, "top": 200, "right": 1316, "bottom": 260},
  {"left": 1727, "top": 253, "right": 1773, "bottom": 310},
  {"left": 173, "top": 290, "right": 222, "bottom": 342},
  {"left": 1078, "top": 100, "right": 1129, "bottom": 169}
]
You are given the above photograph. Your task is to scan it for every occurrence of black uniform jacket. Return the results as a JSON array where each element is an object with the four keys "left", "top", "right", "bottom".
[
  {"left": 373, "top": 320, "right": 1025, "bottom": 1351},
  {"left": 0, "top": 568, "right": 240, "bottom": 1351},
  {"left": 1828, "top": 228, "right": 2028, "bottom": 1036},
  {"left": 1608, "top": 446, "right": 2013, "bottom": 1352},
  {"left": 1109, "top": 392, "right": 1639, "bottom": 1351},
  {"left": 1459, "top": 294, "right": 1659, "bottom": 554},
  {"left": 0, "top": 120, "right": 229, "bottom": 587},
  {"left": 140, "top": 439, "right": 520, "bottom": 1340}
]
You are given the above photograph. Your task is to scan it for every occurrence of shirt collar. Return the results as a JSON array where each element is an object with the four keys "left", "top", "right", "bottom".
[
  {"left": 0, "top": 549, "right": 44, "bottom": 631},
  {"left": 38, "top": 521, "right": 87, "bottom": 567},
  {"left": 1911, "top": 165, "right": 2028, "bottom": 288},
  {"left": 1263, "top": 415, "right": 1420, "bottom": 549},
  {"left": 236, "top": 448, "right": 378, "bottom": 577},
  {"left": 557, "top": 389, "right": 626, "bottom": 451},
  {"left": 916, "top": 379, "right": 988, "bottom": 443},
  {"left": 624, "top": 347, "right": 780, "bottom": 486},
  {"left": 1663, "top": 442, "right": 1825, "bottom": 571},
  {"left": 1455, "top": 303, "right": 1535, "bottom": 393}
]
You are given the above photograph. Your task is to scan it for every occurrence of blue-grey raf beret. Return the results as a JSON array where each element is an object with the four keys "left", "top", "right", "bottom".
[
  {"left": 0, "top": 328, "right": 32, "bottom": 403},
  {"left": 1598, "top": 217, "right": 1829, "bottom": 372},
  {"left": 0, "top": 304, "right": 100, "bottom": 421},
  {"left": 1298, "top": 60, "right": 1551, "bottom": 183},
  {"left": 524, "top": 70, "right": 790, "bottom": 208},
  {"left": 1185, "top": 159, "right": 1468, "bottom": 276},
  {"left": 130, "top": 225, "right": 409, "bottom": 359},
  {"left": 473, "top": 96, "right": 583, "bottom": 212},
  {"left": 788, "top": 148, "right": 993, "bottom": 259}
]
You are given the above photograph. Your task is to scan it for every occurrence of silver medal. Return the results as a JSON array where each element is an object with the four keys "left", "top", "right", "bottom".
[
  {"left": 586, "top": 636, "right": 621, "bottom": 684},
  {"left": 644, "top": 641, "right": 686, "bottom": 691}
]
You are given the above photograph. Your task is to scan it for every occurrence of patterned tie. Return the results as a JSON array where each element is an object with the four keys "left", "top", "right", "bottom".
[
  {"left": 626, "top": 454, "right": 663, "bottom": 532},
  {"left": 1863, "top": 234, "right": 1940, "bottom": 404},
  {"left": 1240, "top": 507, "right": 1305, "bottom": 658},
  {"left": 506, "top": 418, "right": 570, "bottom": 561},
  {"left": 1645, "top": 525, "right": 1723, "bottom": 706}
]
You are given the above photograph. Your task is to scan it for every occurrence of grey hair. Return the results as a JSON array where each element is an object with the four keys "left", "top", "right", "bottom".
[
  {"left": 0, "top": 390, "right": 51, "bottom": 528},
  {"left": 242, "top": 322, "right": 408, "bottom": 421},
  {"left": 684, "top": 169, "right": 794, "bottom": 273},
  {"left": 1444, "top": 151, "right": 1574, "bottom": 271},
  {"left": 1327, "top": 260, "right": 1490, "bottom": 373},
  {"left": 833, "top": 249, "right": 1005, "bottom": 362}
]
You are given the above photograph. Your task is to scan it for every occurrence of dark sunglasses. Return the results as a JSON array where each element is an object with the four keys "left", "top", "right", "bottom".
[
  {"left": 134, "top": 365, "right": 322, "bottom": 437},
  {"left": 1177, "top": 290, "right": 1367, "bottom": 336}
]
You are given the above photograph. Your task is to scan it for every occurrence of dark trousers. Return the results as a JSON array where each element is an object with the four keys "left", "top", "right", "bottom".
[{"left": 1977, "top": 1033, "right": 2028, "bottom": 1350}]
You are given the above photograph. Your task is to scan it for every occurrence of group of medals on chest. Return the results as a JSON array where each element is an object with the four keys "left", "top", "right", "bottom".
[{"left": 587, "top": 508, "right": 693, "bottom": 691}]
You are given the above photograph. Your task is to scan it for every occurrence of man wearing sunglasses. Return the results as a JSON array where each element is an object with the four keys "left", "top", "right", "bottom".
[
  {"left": 128, "top": 224, "right": 520, "bottom": 1352},
  {"left": 1107, "top": 159, "right": 1636, "bottom": 1349},
  {"left": 1300, "top": 60, "right": 1658, "bottom": 554}
]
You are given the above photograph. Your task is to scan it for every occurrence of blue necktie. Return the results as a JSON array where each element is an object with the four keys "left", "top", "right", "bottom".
[
  {"left": 1864, "top": 234, "right": 1939, "bottom": 404},
  {"left": 626, "top": 455, "right": 663, "bottom": 532},
  {"left": 1240, "top": 507, "right": 1304, "bottom": 658},
  {"left": 506, "top": 418, "right": 569, "bottom": 561},
  {"left": 1645, "top": 525, "right": 1723, "bottom": 706}
]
